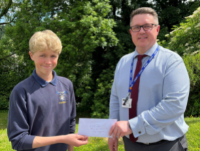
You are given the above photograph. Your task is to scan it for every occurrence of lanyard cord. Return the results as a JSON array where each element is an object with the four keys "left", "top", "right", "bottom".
[{"left": 124, "top": 45, "right": 159, "bottom": 104}]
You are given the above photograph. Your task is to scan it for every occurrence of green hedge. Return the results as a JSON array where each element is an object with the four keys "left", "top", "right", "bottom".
[
  {"left": 183, "top": 52, "right": 200, "bottom": 116},
  {"left": 159, "top": 7, "right": 200, "bottom": 117}
]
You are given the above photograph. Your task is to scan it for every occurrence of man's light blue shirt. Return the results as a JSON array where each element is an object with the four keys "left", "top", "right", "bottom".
[{"left": 109, "top": 42, "right": 190, "bottom": 143}]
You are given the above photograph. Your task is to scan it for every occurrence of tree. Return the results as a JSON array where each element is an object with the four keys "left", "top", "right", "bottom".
[
  {"left": 159, "top": 6, "right": 200, "bottom": 116},
  {"left": 0, "top": 25, "right": 5, "bottom": 39},
  {"left": 0, "top": 0, "right": 12, "bottom": 27},
  {"left": 0, "top": 31, "right": 26, "bottom": 110},
  {"left": 0, "top": 0, "right": 16, "bottom": 110},
  {"left": 2, "top": 0, "right": 118, "bottom": 111},
  {"left": 153, "top": 0, "right": 200, "bottom": 41},
  {"left": 0, "top": 0, "right": 14, "bottom": 59}
]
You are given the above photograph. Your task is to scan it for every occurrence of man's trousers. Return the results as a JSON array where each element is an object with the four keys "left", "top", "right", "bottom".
[{"left": 123, "top": 135, "right": 188, "bottom": 151}]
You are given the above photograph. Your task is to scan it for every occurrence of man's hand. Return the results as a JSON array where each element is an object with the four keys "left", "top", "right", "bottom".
[
  {"left": 108, "top": 137, "right": 118, "bottom": 151},
  {"left": 68, "top": 145, "right": 73, "bottom": 151},
  {"left": 109, "top": 121, "right": 132, "bottom": 139},
  {"left": 63, "top": 134, "right": 88, "bottom": 147}
]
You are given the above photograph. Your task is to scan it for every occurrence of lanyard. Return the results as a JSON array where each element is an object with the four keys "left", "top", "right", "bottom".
[{"left": 124, "top": 45, "right": 159, "bottom": 104}]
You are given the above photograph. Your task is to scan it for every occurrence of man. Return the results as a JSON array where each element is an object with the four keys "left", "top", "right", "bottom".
[{"left": 108, "top": 7, "right": 189, "bottom": 151}]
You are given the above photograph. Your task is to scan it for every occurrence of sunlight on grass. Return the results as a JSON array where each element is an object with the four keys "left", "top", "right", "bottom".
[
  {"left": 0, "top": 112, "right": 8, "bottom": 130},
  {"left": 74, "top": 125, "right": 124, "bottom": 151},
  {"left": 185, "top": 118, "right": 200, "bottom": 151},
  {"left": 74, "top": 137, "right": 124, "bottom": 151},
  {"left": 0, "top": 129, "right": 15, "bottom": 151},
  {"left": 0, "top": 111, "right": 200, "bottom": 151}
]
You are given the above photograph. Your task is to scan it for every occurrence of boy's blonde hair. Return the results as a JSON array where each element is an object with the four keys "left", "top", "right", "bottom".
[{"left": 29, "top": 30, "right": 62, "bottom": 54}]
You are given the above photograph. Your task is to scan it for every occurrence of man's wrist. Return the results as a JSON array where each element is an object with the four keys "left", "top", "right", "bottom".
[
  {"left": 68, "top": 145, "right": 73, "bottom": 151},
  {"left": 128, "top": 121, "right": 133, "bottom": 135}
]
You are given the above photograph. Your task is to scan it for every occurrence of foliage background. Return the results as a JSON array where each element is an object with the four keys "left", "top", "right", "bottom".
[
  {"left": 1, "top": 0, "right": 200, "bottom": 117},
  {"left": 159, "top": 6, "right": 200, "bottom": 116}
]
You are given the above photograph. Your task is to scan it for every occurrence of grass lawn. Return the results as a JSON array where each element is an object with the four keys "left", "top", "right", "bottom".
[
  {"left": 184, "top": 118, "right": 200, "bottom": 151},
  {"left": 0, "top": 111, "right": 200, "bottom": 151}
]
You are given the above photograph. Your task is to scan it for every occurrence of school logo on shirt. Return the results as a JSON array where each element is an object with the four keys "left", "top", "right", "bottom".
[{"left": 56, "top": 91, "right": 67, "bottom": 104}]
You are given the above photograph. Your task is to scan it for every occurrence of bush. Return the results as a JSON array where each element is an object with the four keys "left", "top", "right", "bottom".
[
  {"left": 183, "top": 52, "right": 200, "bottom": 116},
  {"left": 0, "top": 96, "right": 9, "bottom": 110},
  {"left": 91, "top": 67, "right": 114, "bottom": 118},
  {"left": 159, "top": 7, "right": 200, "bottom": 116},
  {"left": 159, "top": 7, "right": 200, "bottom": 56}
]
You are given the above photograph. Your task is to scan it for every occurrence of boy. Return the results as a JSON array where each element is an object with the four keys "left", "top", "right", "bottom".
[{"left": 7, "top": 30, "right": 88, "bottom": 151}]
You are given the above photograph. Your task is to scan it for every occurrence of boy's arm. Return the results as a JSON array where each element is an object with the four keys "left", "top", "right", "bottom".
[
  {"left": 68, "top": 82, "right": 76, "bottom": 150},
  {"left": 7, "top": 87, "right": 35, "bottom": 150},
  {"left": 32, "top": 134, "right": 87, "bottom": 149},
  {"left": 69, "top": 83, "right": 76, "bottom": 134}
]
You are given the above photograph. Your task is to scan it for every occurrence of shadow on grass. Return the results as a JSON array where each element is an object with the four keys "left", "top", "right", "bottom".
[
  {"left": 76, "top": 112, "right": 91, "bottom": 124},
  {"left": 74, "top": 137, "right": 124, "bottom": 151},
  {"left": 88, "top": 144, "right": 109, "bottom": 151},
  {"left": 0, "top": 111, "right": 8, "bottom": 130}
]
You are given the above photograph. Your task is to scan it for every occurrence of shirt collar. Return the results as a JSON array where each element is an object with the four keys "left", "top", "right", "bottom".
[
  {"left": 133, "top": 42, "right": 158, "bottom": 58},
  {"left": 32, "top": 69, "right": 57, "bottom": 87}
]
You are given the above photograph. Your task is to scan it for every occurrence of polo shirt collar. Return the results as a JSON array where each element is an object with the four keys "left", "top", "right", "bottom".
[
  {"left": 133, "top": 42, "right": 159, "bottom": 58},
  {"left": 32, "top": 69, "right": 57, "bottom": 87}
]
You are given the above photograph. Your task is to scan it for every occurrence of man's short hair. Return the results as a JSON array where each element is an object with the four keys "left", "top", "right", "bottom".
[
  {"left": 29, "top": 30, "right": 62, "bottom": 54},
  {"left": 130, "top": 7, "right": 159, "bottom": 26}
]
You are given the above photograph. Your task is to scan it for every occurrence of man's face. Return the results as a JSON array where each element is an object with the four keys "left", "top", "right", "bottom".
[
  {"left": 129, "top": 14, "right": 160, "bottom": 53},
  {"left": 29, "top": 49, "right": 59, "bottom": 80}
]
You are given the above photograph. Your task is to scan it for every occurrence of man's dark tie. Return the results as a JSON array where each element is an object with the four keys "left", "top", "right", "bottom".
[{"left": 129, "top": 55, "right": 146, "bottom": 143}]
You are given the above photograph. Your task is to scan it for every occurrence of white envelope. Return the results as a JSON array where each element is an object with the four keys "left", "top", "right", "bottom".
[{"left": 78, "top": 118, "right": 117, "bottom": 137}]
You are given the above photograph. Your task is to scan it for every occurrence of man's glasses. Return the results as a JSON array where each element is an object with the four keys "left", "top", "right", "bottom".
[{"left": 130, "top": 24, "right": 157, "bottom": 32}]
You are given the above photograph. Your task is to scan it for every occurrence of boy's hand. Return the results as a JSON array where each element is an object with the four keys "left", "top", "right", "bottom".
[
  {"left": 32, "top": 134, "right": 88, "bottom": 149},
  {"left": 63, "top": 134, "right": 88, "bottom": 147}
]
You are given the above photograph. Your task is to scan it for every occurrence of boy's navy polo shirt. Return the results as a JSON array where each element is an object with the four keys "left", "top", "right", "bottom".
[{"left": 7, "top": 70, "right": 76, "bottom": 151}]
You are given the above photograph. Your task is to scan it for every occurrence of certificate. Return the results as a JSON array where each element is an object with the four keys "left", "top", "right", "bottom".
[{"left": 78, "top": 118, "right": 117, "bottom": 137}]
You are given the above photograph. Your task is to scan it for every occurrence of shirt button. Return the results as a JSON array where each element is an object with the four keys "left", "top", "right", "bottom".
[{"left": 138, "top": 131, "right": 141, "bottom": 134}]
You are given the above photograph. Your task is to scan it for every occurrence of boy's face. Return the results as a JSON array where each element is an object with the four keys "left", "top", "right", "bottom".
[{"left": 29, "top": 49, "right": 59, "bottom": 80}]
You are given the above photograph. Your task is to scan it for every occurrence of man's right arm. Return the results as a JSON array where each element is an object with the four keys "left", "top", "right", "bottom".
[
  {"left": 109, "top": 86, "right": 120, "bottom": 120},
  {"left": 108, "top": 63, "right": 121, "bottom": 151},
  {"left": 108, "top": 137, "right": 118, "bottom": 151},
  {"left": 109, "top": 61, "right": 121, "bottom": 121},
  {"left": 108, "top": 83, "right": 120, "bottom": 151}
]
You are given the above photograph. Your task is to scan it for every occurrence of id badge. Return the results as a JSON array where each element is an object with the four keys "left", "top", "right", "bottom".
[{"left": 122, "top": 98, "right": 132, "bottom": 108}]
